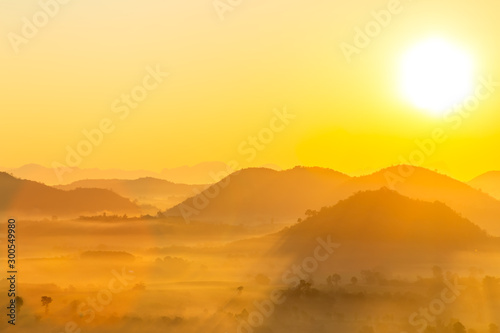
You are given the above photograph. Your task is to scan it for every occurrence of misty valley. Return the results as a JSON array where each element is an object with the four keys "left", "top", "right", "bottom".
[{"left": 1, "top": 166, "right": 500, "bottom": 333}]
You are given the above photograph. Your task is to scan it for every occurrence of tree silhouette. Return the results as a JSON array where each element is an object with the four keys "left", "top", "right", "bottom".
[
  {"left": 326, "top": 274, "right": 341, "bottom": 287},
  {"left": 15, "top": 296, "right": 24, "bottom": 314},
  {"left": 351, "top": 276, "right": 358, "bottom": 286},
  {"left": 304, "top": 209, "right": 317, "bottom": 218},
  {"left": 326, "top": 275, "right": 332, "bottom": 286},
  {"left": 295, "top": 279, "right": 312, "bottom": 295},
  {"left": 453, "top": 322, "right": 466, "bottom": 333},
  {"left": 361, "top": 270, "right": 377, "bottom": 285},
  {"left": 41, "top": 296, "right": 52, "bottom": 315},
  {"left": 432, "top": 265, "right": 444, "bottom": 282},
  {"left": 255, "top": 274, "right": 270, "bottom": 285},
  {"left": 332, "top": 273, "right": 341, "bottom": 286}
]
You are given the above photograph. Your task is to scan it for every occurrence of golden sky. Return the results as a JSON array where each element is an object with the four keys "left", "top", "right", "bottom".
[{"left": 1, "top": 0, "right": 499, "bottom": 181}]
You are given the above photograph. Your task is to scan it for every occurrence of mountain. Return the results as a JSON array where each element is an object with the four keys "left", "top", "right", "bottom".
[
  {"left": 165, "top": 166, "right": 351, "bottom": 224},
  {"left": 165, "top": 165, "right": 500, "bottom": 236},
  {"left": 1, "top": 162, "right": 234, "bottom": 186},
  {"left": 338, "top": 166, "right": 500, "bottom": 236},
  {"left": 160, "top": 162, "right": 247, "bottom": 184},
  {"left": 224, "top": 189, "right": 496, "bottom": 274},
  {"left": 0, "top": 164, "right": 161, "bottom": 186},
  {"left": 468, "top": 171, "right": 500, "bottom": 200},
  {"left": 0, "top": 172, "right": 140, "bottom": 218},
  {"left": 277, "top": 188, "right": 490, "bottom": 251},
  {"left": 55, "top": 178, "right": 208, "bottom": 211}
]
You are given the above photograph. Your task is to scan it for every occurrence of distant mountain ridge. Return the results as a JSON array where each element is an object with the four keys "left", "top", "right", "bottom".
[
  {"left": 0, "top": 162, "right": 234, "bottom": 185},
  {"left": 165, "top": 166, "right": 350, "bottom": 224},
  {"left": 279, "top": 188, "right": 489, "bottom": 248},
  {"left": 224, "top": 189, "right": 496, "bottom": 272},
  {"left": 166, "top": 165, "right": 500, "bottom": 236},
  {"left": 468, "top": 171, "right": 500, "bottom": 200},
  {"left": 341, "top": 166, "right": 500, "bottom": 235},
  {"left": 0, "top": 172, "right": 140, "bottom": 218},
  {"left": 55, "top": 178, "right": 209, "bottom": 211}
]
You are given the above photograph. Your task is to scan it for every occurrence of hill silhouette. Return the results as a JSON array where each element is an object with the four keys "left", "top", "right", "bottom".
[
  {"left": 166, "top": 165, "right": 500, "bottom": 235},
  {"left": 340, "top": 166, "right": 500, "bottom": 235},
  {"left": 468, "top": 171, "right": 500, "bottom": 200},
  {"left": 55, "top": 177, "right": 208, "bottom": 210},
  {"left": 0, "top": 172, "right": 140, "bottom": 217},
  {"left": 1, "top": 162, "right": 235, "bottom": 185},
  {"left": 165, "top": 166, "right": 350, "bottom": 224},
  {"left": 264, "top": 188, "right": 497, "bottom": 273},
  {"left": 279, "top": 188, "right": 489, "bottom": 248},
  {"left": 223, "top": 189, "right": 496, "bottom": 273},
  {"left": 0, "top": 163, "right": 161, "bottom": 186}
]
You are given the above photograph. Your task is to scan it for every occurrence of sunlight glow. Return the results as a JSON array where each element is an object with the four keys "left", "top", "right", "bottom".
[{"left": 400, "top": 37, "right": 475, "bottom": 115}]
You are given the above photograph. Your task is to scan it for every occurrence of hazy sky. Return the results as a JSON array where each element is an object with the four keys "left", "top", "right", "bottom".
[{"left": 1, "top": 0, "right": 499, "bottom": 180}]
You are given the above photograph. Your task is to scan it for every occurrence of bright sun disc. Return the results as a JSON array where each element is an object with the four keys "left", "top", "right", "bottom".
[{"left": 400, "top": 38, "right": 475, "bottom": 115}]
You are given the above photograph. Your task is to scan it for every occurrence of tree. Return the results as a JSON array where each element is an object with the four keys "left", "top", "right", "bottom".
[
  {"left": 255, "top": 274, "right": 270, "bottom": 285},
  {"left": 332, "top": 274, "right": 341, "bottom": 286},
  {"left": 41, "top": 296, "right": 52, "bottom": 315},
  {"left": 351, "top": 276, "right": 358, "bottom": 286},
  {"left": 304, "top": 209, "right": 317, "bottom": 218},
  {"left": 132, "top": 283, "right": 146, "bottom": 291},
  {"left": 296, "top": 279, "right": 312, "bottom": 295},
  {"left": 326, "top": 274, "right": 341, "bottom": 287},
  {"left": 432, "top": 266, "right": 444, "bottom": 282},
  {"left": 15, "top": 296, "right": 24, "bottom": 314},
  {"left": 361, "top": 270, "right": 378, "bottom": 285},
  {"left": 453, "top": 322, "right": 466, "bottom": 333}
]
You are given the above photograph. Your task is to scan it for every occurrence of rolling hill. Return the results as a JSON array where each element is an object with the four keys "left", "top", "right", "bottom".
[
  {"left": 277, "top": 188, "right": 490, "bottom": 251},
  {"left": 1, "top": 162, "right": 234, "bottom": 186},
  {"left": 278, "top": 188, "right": 498, "bottom": 274},
  {"left": 228, "top": 189, "right": 497, "bottom": 272},
  {"left": 165, "top": 165, "right": 500, "bottom": 236},
  {"left": 55, "top": 178, "right": 208, "bottom": 211},
  {"left": 468, "top": 171, "right": 500, "bottom": 200},
  {"left": 340, "top": 166, "right": 500, "bottom": 235},
  {"left": 165, "top": 166, "right": 351, "bottom": 224},
  {"left": 226, "top": 188, "right": 500, "bottom": 277},
  {"left": 0, "top": 172, "right": 140, "bottom": 218}
]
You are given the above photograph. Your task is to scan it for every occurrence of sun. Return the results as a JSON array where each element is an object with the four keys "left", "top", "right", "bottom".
[{"left": 399, "top": 37, "right": 475, "bottom": 115}]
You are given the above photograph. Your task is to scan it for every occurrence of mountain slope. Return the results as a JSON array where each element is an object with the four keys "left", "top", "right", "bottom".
[
  {"left": 165, "top": 166, "right": 351, "bottom": 224},
  {"left": 165, "top": 165, "right": 500, "bottom": 235},
  {"left": 1, "top": 162, "right": 234, "bottom": 186},
  {"left": 225, "top": 189, "right": 496, "bottom": 273},
  {"left": 0, "top": 172, "right": 140, "bottom": 217},
  {"left": 338, "top": 166, "right": 500, "bottom": 235},
  {"left": 279, "top": 188, "right": 489, "bottom": 249},
  {"left": 468, "top": 171, "right": 500, "bottom": 200},
  {"left": 55, "top": 178, "right": 208, "bottom": 210}
]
